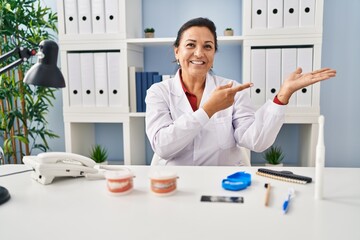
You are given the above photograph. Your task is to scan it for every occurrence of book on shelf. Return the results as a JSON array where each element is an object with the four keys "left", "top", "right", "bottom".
[
  {"left": 129, "top": 68, "right": 171, "bottom": 112},
  {"left": 135, "top": 71, "right": 143, "bottom": 112},
  {"left": 143, "top": 72, "right": 159, "bottom": 112},
  {"left": 153, "top": 74, "right": 163, "bottom": 84},
  {"left": 128, "top": 66, "right": 143, "bottom": 112}
]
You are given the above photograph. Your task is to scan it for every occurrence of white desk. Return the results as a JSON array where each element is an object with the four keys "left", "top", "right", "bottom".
[{"left": 1, "top": 165, "right": 359, "bottom": 240}]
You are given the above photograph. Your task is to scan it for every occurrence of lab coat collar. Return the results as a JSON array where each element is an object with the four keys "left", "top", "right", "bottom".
[
  {"left": 201, "top": 73, "right": 217, "bottom": 106},
  {"left": 171, "top": 70, "right": 216, "bottom": 113}
]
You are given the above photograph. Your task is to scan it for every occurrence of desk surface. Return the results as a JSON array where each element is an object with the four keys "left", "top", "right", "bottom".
[{"left": 1, "top": 165, "right": 359, "bottom": 240}]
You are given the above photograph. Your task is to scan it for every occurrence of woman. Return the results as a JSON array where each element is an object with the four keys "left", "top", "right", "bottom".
[{"left": 145, "top": 17, "right": 336, "bottom": 166}]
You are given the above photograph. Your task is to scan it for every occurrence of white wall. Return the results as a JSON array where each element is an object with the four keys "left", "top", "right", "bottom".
[{"left": 321, "top": 0, "right": 360, "bottom": 167}]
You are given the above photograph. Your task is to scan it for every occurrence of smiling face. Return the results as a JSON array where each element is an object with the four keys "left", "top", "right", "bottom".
[{"left": 174, "top": 26, "right": 216, "bottom": 80}]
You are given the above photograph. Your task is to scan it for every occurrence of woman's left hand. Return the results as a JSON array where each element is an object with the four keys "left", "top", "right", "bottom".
[{"left": 277, "top": 67, "right": 336, "bottom": 104}]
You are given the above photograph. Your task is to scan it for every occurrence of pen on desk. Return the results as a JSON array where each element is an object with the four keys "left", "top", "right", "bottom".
[
  {"left": 282, "top": 188, "right": 295, "bottom": 214},
  {"left": 264, "top": 183, "right": 271, "bottom": 206}
]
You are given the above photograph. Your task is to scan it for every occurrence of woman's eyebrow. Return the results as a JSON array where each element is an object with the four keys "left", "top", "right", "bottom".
[{"left": 184, "top": 39, "right": 214, "bottom": 44}]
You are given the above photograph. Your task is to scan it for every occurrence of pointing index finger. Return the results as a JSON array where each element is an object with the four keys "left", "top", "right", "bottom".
[{"left": 230, "top": 82, "right": 253, "bottom": 93}]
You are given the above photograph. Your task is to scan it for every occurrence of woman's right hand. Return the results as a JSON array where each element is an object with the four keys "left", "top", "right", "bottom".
[{"left": 202, "top": 82, "right": 253, "bottom": 118}]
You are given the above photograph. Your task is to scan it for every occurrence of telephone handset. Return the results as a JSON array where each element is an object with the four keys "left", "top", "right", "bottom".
[
  {"left": 23, "top": 152, "right": 98, "bottom": 185},
  {"left": 36, "top": 152, "right": 96, "bottom": 166}
]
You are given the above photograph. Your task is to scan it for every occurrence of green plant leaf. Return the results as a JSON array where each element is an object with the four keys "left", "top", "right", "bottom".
[
  {"left": 89, "top": 144, "right": 108, "bottom": 163},
  {"left": 0, "top": 0, "right": 59, "bottom": 163},
  {"left": 263, "top": 145, "right": 284, "bottom": 165}
]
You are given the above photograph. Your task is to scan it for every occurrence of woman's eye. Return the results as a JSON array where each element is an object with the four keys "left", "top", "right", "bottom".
[
  {"left": 205, "top": 44, "right": 213, "bottom": 49},
  {"left": 186, "top": 43, "right": 195, "bottom": 48}
]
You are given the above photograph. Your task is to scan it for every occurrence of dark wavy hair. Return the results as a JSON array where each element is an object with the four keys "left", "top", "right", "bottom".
[{"left": 173, "top": 17, "right": 218, "bottom": 52}]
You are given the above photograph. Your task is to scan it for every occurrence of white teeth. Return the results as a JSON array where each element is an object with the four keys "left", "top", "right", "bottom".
[
  {"left": 190, "top": 61, "right": 204, "bottom": 65},
  {"left": 107, "top": 180, "right": 129, "bottom": 190}
]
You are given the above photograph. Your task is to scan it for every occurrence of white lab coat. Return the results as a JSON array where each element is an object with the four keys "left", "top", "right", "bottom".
[{"left": 145, "top": 70, "right": 285, "bottom": 166}]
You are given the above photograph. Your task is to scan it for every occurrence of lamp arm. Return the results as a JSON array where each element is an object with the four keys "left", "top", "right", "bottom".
[
  {"left": 0, "top": 47, "right": 36, "bottom": 75},
  {"left": 0, "top": 58, "right": 24, "bottom": 75},
  {"left": 0, "top": 47, "right": 20, "bottom": 62}
]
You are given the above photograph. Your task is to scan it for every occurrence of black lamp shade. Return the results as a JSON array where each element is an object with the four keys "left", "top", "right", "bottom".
[{"left": 24, "top": 40, "right": 65, "bottom": 88}]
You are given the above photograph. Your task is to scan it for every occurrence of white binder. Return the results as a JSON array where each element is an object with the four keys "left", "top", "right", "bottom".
[
  {"left": 296, "top": 47, "right": 313, "bottom": 106},
  {"left": 94, "top": 52, "right": 109, "bottom": 106},
  {"left": 104, "top": 0, "right": 119, "bottom": 33},
  {"left": 284, "top": 0, "right": 299, "bottom": 28},
  {"left": 265, "top": 48, "right": 281, "bottom": 101},
  {"left": 252, "top": 0, "right": 267, "bottom": 29},
  {"left": 91, "top": 0, "right": 106, "bottom": 33},
  {"left": 299, "top": 0, "right": 316, "bottom": 27},
  {"left": 80, "top": 53, "right": 96, "bottom": 106},
  {"left": 251, "top": 48, "right": 266, "bottom": 106},
  {"left": 107, "top": 52, "right": 121, "bottom": 107},
  {"left": 281, "top": 48, "right": 297, "bottom": 106},
  {"left": 267, "top": 0, "right": 283, "bottom": 28},
  {"left": 64, "top": 0, "right": 79, "bottom": 34},
  {"left": 77, "top": 0, "right": 92, "bottom": 34},
  {"left": 67, "top": 53, "right": 82, "bottom": 106}
]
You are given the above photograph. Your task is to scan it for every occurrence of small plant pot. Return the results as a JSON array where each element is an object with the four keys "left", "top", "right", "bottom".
[
  {"left": 224, "top": 29, "right": 234, "bottom": 36},
  {"left": 145, "top": 32, "right": 154, "bottom": 38},
  {"left": 265, "top": 163, "right": 283, "bottom": 167}
]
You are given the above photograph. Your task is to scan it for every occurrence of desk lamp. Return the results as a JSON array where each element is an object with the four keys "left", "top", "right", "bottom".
[
  {"left": 1, "top": 39, "right": 65, "bottom": 87},
  {"left": 23, "top": 40, "right": 65, "bottom": 88},
  {"left": 0, "top": 39, "right": 65, "bottom": 205}
]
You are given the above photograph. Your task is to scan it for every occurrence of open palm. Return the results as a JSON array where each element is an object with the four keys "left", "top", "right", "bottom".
[{"left": 278, "top": 67, "right": 336, "bottom": 104}]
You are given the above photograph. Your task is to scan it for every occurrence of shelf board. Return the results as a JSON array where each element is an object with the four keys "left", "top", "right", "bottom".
[
  {"left": 127, "top": 37, "right": 175, "bottom": 46},
  {"left": 126, "top": 36, "right": 244, "bottom": 46},
  {"left": 217, "top": 35, "right": 245, "bottom": 44},
  {"left": 59, "top": 36, "right": 245, "bottom": 48},
  {"left": 129, "top": 112, "right": 146, "bottom": 117}
]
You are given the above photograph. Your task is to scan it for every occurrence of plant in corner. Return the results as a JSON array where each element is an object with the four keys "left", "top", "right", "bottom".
[
  {"left": 263, "top": 145, "right": 284, "bottom": 166},
  {"left": 144, "top": 27, "right": 155, "bottom": 38},
  {"left": 224, "top": 27, "right": 234, "bottom": 36},
  {"left": 0, "top": 0, "right": 59, "bottom": 164},
  {"left": 89, "top": 144, "right": 108, "bottom": 164}
]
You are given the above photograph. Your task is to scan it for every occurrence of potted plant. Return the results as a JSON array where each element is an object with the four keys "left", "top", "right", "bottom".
[
  {"left": 224, "top": 27, "right": 234, "bottom": 36},
  {"left": 144, "top": 27, "right": 155, "bottom": 38},
  {"left": 89, "top": 144, "right": 108, "bottom": 164},
  {"left": 0, "top": 0, "right": 59, "bottom": 164},
  {"left": 263, "top": 145, "right": 284, "bottom": 166}
]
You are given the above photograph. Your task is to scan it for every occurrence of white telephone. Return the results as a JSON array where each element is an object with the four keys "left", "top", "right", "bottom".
[{"left": 23, "top": 152, "right": 99, "bottom": 185}]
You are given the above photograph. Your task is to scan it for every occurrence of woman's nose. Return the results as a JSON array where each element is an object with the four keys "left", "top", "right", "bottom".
[{"left": 194, "top": 47, "right": 203, "bottom": 57}]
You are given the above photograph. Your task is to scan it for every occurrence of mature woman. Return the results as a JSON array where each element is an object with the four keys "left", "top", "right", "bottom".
[{"left": 145, "top": 17, "right": 336, "bottom": 166}]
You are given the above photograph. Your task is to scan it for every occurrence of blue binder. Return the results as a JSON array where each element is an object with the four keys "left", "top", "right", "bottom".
[{"left": 135, "top": 72, "right": 142, "bottom": 112}]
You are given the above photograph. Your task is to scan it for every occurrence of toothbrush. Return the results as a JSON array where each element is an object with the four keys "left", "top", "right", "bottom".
[
  {"left": 282, "top": 188, "right": 295, "bottom": 214},
  {"left": 315, "top": 115, "right": 325, "bottom": 200},
  {"left": 264, "top": 183, "right": 271, "bottom": 206}
]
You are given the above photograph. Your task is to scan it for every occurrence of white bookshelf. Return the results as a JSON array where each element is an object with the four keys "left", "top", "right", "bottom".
[
  {"left": 242, "top": 0, "right": 324, "bottom": 166},
  {"left": 57, "top": 0, "right": 323, "bottom": 166},
  {"left": 58, "top": 0, "right": 145, "bottom": 165}
]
